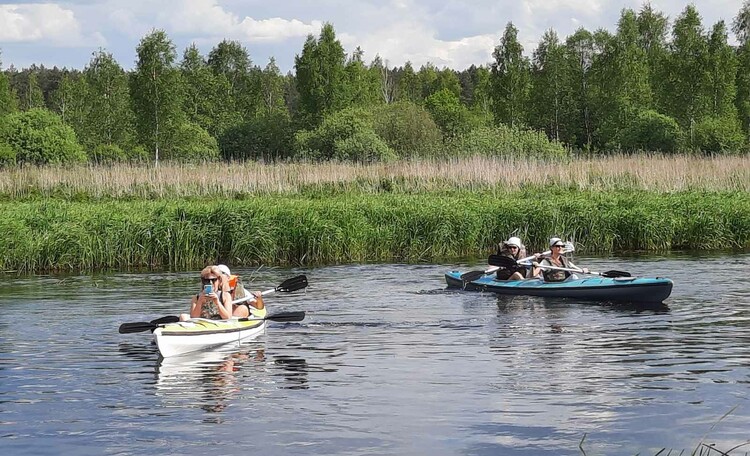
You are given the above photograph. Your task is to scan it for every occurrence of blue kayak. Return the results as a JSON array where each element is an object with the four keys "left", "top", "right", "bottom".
[{"left": 445, "top": 271, "right": 673, "bottom": 303}]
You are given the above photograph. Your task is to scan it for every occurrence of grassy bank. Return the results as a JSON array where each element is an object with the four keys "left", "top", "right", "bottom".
[
  {"left": 0, "top": 154, "right": 748, "bottom": 199},
  {"left": 1, "top": 190, "right": 748, "bottom": 272}
]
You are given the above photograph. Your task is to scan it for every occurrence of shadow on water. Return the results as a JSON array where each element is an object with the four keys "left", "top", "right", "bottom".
[{"left": 494, "top": 295, "right": 671, "bottom": 315}]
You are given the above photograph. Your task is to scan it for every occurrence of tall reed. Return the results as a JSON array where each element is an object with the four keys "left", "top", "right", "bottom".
[
  {"left": 1, "top": 191, "right": 747, "bottom": 272},
  {"left": 0, "top": 154, "right": 747, "bottom": 199}
]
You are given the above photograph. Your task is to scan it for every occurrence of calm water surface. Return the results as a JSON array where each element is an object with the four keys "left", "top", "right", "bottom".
[{"left": 1, "top": 254, "right": 749, "bottom": 455}]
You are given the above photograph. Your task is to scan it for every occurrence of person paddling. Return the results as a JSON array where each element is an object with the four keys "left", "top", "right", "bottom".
[
  {"left": 216, "top": 264, "right": 264, "bottom": 318},
  {"left": 532, "top": 238, "right": 589, "bottom": 282},
  {"left": 495, "top": 236, "right": 530, "bottom": 281}
]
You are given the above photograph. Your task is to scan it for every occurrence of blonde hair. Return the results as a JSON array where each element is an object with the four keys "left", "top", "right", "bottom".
[{"left": 200, "top": 265, "right": 230, "bottom": 292}]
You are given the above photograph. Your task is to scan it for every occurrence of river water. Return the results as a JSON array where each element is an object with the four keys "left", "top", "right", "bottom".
[{"left": 1, "top": 254, "right": 749, "bottom": 455}]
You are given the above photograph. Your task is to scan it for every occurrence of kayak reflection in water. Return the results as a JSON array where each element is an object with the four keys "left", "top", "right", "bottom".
[{"left": 532, "top": 237, "right": 589, "bottom": 282}]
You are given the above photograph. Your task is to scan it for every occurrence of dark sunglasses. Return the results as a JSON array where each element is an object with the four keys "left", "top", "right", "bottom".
[
  {"left": 552, "top": 244, "right": 564, "bottom": 248},
  {"left": 201, "top": 277, "right": 218, "bottom": 284},
  {"left": 508, "top": 246, "right": 519, "bottom": 249}
]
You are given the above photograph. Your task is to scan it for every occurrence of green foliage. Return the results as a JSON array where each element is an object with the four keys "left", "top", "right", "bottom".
[
  {"left": 529, "top": 29, "right": 571, "bottom": 142},
  {"left": 1, "top": 108, "right": 86, "bottom": 165},
  {"left": 20, "top": 72, "right": 45, "bottom": 111},
  {"left": 663, "top": 5, "right": 711, "bottom": 129},
  {"left": 425, "top": 89, "right": 476, "bottom": 138},
  {"left": 0, "top": 190, "right": 747, "bottom": 271},
  {"left": 333, "top": 129, "right": 396, "bottom": 162},
  {"left": 693, "top": 116, "right": 746, "bottom": 154},
  {"left": 491, "top": 22, "right": 531, "bottom": 128},
  {"left": 90, "top": 143, "right": 127, "bottom": 164},
  {"left": 82, "top": 50, "right": 135, "bottom": 154},
  {"left": 706, "top": 21, "right": 738, "bottom": 119},
  {"left": 616, "top": 110, "right": 685, "bottom": 152},
  {"left": 219, "top": 111, "right": 294, "bottom": 161},
  {"left": 344, "top": 48, "right": 381, "bottom": 107},
  {"left": 168, "top": 122, "right": 220, "bottom": 161},
  {"left": 294, "top": 23, "right": 348, "bottom": 128},
  {"left": 449, "top": 125, "right": 569, "bottom": 159},
  {"left": 371, "top": 101, "right": 443, "bottom": 157},
  {"left": 207, "top": 39, "right": 259, "bottom": 121},
  {"left": 130, "top": 29, "right": 185, "bottom": 162},
  {"left": 180, "top": 44, "right": 234, "bottom": 138},
  {"left": 564, "top": 28, "right": 596, "bottom": 148},
  {"left": 0, "top": 140, "right": 16, "bottom": 167},
  {"left": 395, "top": 62, "right": 422, "bottom": 103},
  {"left": 0, "top": 71, "right": 17, "bottom": 116},
  {"left": 295, "top": 107, "right": 374, "bottom": 160}
]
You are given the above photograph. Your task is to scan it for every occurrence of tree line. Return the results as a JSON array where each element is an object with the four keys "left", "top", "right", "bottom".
[{"left": 1, "top": 2, "right": 750, "bottom": 166}]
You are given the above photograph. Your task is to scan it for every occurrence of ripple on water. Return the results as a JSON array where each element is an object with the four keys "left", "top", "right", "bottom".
[{"left": 1, "top": 256, "right": 749, "bottom": 455}]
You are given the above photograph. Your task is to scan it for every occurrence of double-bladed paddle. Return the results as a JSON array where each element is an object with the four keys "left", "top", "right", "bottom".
[
  {"left": 459, "top": 242, "right": 575, "bottom": 283},
  {"left": 118, "top": 274, "right": 309, "bottom": 334},
  {"left": 487, "top": 256, "right": 632, "bottom": 278},
  {"left": 118, "top": 311, "right": 307, "bottom": 334}
]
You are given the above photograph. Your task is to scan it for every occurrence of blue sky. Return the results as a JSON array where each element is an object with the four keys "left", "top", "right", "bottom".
[{"left": 0, "top": 0, "right": 745, "bottom": 73}]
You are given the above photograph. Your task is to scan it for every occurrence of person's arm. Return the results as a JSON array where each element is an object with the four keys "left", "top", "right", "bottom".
[
  {"left": 567, "top": 260, "right": 589, "bottom": 274},
  {"left": 250, "top": 291, "right": 264, "bottom": 310},
  {"left": 532, "top": 257, "right": 549, "bottom": 277},
  {"left": 217, "top": 291, "right": 234, "bottom": 319},
  {"left": 189, "top": 294, "right": 202, "bottom": 318}
]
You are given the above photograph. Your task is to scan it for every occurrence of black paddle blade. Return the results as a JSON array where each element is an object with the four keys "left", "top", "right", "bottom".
[
  {"left": 118, "top": 315, "right": 180, "bottom": 334},
  {"left": 266, "top": 311, "right": 306, "bottom": 322},
  {"left": 241, "top": 311, "right": 306, "bottom": 323},
  {"left": 119, "top": 322, "right": 157, "bottom": 334},
  {"left": 276, "top": 275, "right": 308, "bottom": 293},
  {"left": 151, "top": 315, "right": 180, "bottom": 325},
  {"left": 459, "top": 270, "right": 485, "bottom": 282},
  {"left": 488, "top": 254, "right": 518, "bottom": 268},
  {"left": 601, "top": 270, "right": 632, "bottom": 278}
]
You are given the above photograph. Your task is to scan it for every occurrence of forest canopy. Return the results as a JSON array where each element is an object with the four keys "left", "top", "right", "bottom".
[{"left": 1, "top": 2, "right": 750, "bottom": 166}]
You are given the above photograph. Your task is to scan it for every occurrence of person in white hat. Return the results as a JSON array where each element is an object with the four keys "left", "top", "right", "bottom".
[
  {"left": 532, "top": 238, "right": 588, "bottom": 281},
  {"left": 216, "top": 264, "right": 264, "bottom": 318},
  {"left": 495, "top": 236, "right": 529, "bottom": 280}
]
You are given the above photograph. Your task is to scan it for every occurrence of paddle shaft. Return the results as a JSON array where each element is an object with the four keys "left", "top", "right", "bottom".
[
  {"left": 484, "top": 245, "right": 574, "bottom": 274},
  {"left": 529, "top": 263, "right": 614, "bottom": 277}
]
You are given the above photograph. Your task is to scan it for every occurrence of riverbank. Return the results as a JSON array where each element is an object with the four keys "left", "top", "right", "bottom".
[{"left": 1, "top": 189, "right": 748, "bottom": 272}]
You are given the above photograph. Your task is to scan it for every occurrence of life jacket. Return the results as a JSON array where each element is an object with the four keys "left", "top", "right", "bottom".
[
  {"left": 540, "top": 255, "right": 572, "bottom": 282},
  {"left": 227, "top": 274, "right": 238, "bottom": 290},
  {"left": 495, "top": 248, "right": 529, "bottom": 280}
]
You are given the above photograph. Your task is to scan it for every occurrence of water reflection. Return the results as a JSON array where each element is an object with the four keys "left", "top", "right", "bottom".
[
  {"left": 152, "top": 344, "right": 312, "bottom": 417},
  {"left": 272, "top": 355, "right": 310, "bottom": 390},
  {"left": 155, "top": 345, "right": 265, "bottom": 417}
]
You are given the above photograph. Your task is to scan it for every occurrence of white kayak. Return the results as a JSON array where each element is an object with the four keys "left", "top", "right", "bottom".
[{"left": 154, "top": 307, "right": 267, "bottom": 358}]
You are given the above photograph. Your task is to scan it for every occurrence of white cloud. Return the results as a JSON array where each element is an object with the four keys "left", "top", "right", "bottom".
[
  {"left": 347, "top": 20, "right": 496, "bottom": 69},
  {"left": 0, "top": 3, "right": 96, "bottom": 46},
  {"left": 163, "top": 0, "right": 321, "bottom": 41}
]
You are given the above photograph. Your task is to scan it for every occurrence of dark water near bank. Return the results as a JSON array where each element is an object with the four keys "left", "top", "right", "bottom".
[{"left": 1, "top": 254, "right": 749, "bottom": 455}]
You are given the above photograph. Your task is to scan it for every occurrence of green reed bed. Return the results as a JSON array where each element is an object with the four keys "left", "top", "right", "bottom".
[{"left": 1, "top": 190, "right": 748, "bottom": 272}]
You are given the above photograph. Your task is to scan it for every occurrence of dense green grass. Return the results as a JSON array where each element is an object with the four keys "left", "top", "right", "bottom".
[{"left": 1, "top": 190, "right": 748, "bottom": 272}]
